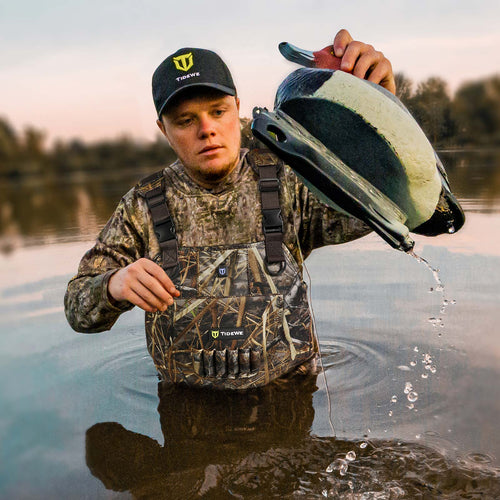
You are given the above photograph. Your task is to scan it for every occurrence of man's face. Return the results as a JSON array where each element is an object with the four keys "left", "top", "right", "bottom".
[{"left": 157, "top": 89, "right": 241, "bottom": 188}]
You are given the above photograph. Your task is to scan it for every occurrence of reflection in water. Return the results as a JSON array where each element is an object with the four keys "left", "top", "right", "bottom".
[
  {"left": 439, "top": 149, "right": 500, "bottom": 213},
  {"left": 86, "top": 375, "right": 499, "bottom": 498},
  {"left": 0, "top": 165, "right": 157, "bottom": 253}
]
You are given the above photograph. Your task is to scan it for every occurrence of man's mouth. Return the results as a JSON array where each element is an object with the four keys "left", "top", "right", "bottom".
[{"left": 199, "top": 145, "right": 222, "bottom": 155}]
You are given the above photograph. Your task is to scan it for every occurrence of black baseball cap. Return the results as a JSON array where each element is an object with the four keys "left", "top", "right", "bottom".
[{"left": 152, "top": 47, "right": 236, "bottom": 118}]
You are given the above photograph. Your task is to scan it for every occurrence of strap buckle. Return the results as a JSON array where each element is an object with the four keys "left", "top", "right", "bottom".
[
  {"left": 154, "top": 218, "right": 176, "bottom": 242},
  {"left": 262, "top": 208, "right": 283, "bottom": 234}
]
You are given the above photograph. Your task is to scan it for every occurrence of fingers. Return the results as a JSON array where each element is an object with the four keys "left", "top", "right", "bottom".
[
  {"left": 340, "top": 41, "right": 376, "bottom": 75},
  {"left": 140, "top": 258, "right": 180, "bottom": 298},
  {"left": 332, "top": 29, "right": 396, "bottom": 95},
  {"left": 129, "top": 277, "right": 172, "bottom": 312},
  {"left": 108, "top": 258, "right": 180, "bottom": 313},
  {"left": 367, "top": 59, "right": 396, "bottom": 94},
  {"left": 128, "top": 288, "right": 162, "bottom": 313},
  {"left": 333, "top": 29, "right": 353, "bottom": 57}
]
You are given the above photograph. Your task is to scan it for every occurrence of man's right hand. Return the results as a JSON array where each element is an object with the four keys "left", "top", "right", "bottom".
[{"left": 108, "top": 258, "right": 180, "bottom": 313}]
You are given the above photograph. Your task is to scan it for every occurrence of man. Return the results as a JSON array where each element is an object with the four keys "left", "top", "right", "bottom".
[{"left": 65, "top": 29, "right": 395, "bottom": 389}]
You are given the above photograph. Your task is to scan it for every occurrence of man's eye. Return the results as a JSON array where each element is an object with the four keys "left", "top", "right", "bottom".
[
  {"left": 213, "top": 109, "right": 225, "bottom": 117},
  {"left": 177, "top": 118, "right": 192, "bottom": 127}
]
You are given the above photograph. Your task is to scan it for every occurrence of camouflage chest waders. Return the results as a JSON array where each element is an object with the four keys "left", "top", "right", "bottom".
[{"left": 138, "top": 150, "right": 316, "bottom": 389}]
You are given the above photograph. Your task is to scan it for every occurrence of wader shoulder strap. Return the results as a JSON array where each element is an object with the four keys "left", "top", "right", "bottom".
[
  {"left": 247, "top": 149, "right": 286, "bottom": 274},
  {"left": 137, "top": 170, "right": 179, "bottom": 271}
]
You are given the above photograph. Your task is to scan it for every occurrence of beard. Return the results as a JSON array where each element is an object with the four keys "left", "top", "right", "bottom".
[{"left": 187, "top": 150, "right": 241, "bottom": 187}]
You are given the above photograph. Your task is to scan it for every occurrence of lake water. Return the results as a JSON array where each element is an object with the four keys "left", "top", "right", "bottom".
[{"left": 1, "top": 150, "right": 500, "bottom": 498}]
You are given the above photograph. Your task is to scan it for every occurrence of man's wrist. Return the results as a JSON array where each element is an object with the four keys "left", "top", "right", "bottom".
[{"left": 103, "top": 269, "right": 132, "bottom": 311}]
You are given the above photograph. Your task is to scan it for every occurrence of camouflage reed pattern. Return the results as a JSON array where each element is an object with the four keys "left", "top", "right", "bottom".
[{"left": 145, "top": 241, "right": 316, "bottom": 389}]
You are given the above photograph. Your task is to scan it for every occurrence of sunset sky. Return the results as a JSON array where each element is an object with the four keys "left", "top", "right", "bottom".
[{"left": 1, "top": 0, "right": 499, "bottom": 144}]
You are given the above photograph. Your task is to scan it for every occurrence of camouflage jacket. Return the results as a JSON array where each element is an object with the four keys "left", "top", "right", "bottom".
[{"left": 65, "top": 149, "right": 369, "bottom": 387}]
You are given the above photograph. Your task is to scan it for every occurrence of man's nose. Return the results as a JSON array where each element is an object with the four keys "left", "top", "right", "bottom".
[{"left": 198, "top": 116, "right": 216, "bottom": 138}]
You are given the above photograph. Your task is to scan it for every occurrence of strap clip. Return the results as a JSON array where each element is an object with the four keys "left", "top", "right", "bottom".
[
  {"left": 155, "top": 218, "right": 176, "bottom": 242},
  {"left": 262, "top": 208, "right": 283, "bottom": 234}
]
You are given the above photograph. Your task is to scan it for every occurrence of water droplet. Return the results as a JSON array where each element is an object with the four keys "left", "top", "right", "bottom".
[
  {"left": 430, "top": 366, "right": 437, "bottom": 374},
  {"left": 413, "top": 346, "right": 419, "bottom": 352},
  {"left": 339, "top": 461, "right": 349, "bottom": 476},
  {"left": 410, "top": 252, "right": 445, "bottom": 296},
  {"left": 391, "top": 395, "right": 398, "bottom": 403},
  {"left": 448, "top": 226, "right": 455, "bottom": 234},
  {"left": 404, "top": 382, "right": 413, "bottom": 394},
  {"left": 421, "top": 373, "right": 429, "bottom": 379},
  {"left": 407, "top": 391, "right": 418, "bottom": 402},
  {"left": 360, "top": 442, "right": 368, "bottom": 449},
  {"left": 346, "top": 451, "right": 356, "bottom": 461},
  {"left": 451, "top": 300, "right": 457, "bottom": 305},
  {"left": 407, "top": 403, "right": 414, "bottom": 409},
  {"left": 415, "top": 434, "right": 422, "bottom": 439},
  {"left": 388, "top": 410, "right": 393, "bottom": 417},
  {"left": 322, "top": 489, "right": 328, "bottom": 497},
  {"left": 410, "top": 361, "right": 417, "bottom": 367},
  {"left": 425, "top": 364, "right": 431, "bottom": 371},
  {"left": 397, "top": 365, "right": 411, "bottom": 371},
  {"left": 428, "top": 317, "right": 443, "bottom": 327},
  {"left": 326, "top": 463, "right": 334, "bottom": 473}
]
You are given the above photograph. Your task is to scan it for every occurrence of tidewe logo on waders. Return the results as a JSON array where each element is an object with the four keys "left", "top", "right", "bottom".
[
  {"left": 173, "top": 52, "right": 193, "bottom": 72},
  {"left": 211, "top": 329, "right": 220, "bottom": 339}
]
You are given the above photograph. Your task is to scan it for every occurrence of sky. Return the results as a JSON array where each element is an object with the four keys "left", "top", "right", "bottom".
[{"left": 1, "top": 0, "right": 499, "bottom": 144}]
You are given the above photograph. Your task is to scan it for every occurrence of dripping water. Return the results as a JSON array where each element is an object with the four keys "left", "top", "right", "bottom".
[
  {"left": 326, "top": 248, "right": 457, "bottom": 481},
  {"left": 406, "top": 249, "right": 453, "bottom": 320}
]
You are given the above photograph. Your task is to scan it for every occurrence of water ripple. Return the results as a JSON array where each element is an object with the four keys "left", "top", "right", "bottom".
[{"left": 319, "top": 338, "right": 390, "bottom": 397}]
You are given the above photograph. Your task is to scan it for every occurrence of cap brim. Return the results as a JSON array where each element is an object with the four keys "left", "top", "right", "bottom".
[{"left": 158, "top": 83, "right": 236, "bottom": 117}]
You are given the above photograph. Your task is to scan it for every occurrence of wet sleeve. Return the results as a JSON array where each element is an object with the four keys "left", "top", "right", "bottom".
[
  {"left": 64, "top": 192, "right": 149, "bottom": 333},
  {"left": 287, "top": 168, "right": 372, "bottom": 258}
]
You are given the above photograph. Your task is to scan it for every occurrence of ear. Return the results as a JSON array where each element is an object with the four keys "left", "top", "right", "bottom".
[
  {"left": 156, "top": 118, "right": 167, "bottom": 138},
  {"left": 235, "top": 97, "right": 240, "bottom": 111}
]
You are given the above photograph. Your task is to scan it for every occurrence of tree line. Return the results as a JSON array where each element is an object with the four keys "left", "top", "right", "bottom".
[
  {"left": 1, "top": 72, "right": 499, "bottom": 178},
  {"left": 395, "top": 73, "right": 500, "bottom": 147},
  {"left": 0, "top": 122, "right": 177, "bottom": 178}
]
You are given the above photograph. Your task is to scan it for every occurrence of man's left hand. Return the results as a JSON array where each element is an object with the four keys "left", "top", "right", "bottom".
[{"left": 332, "top": 29, "right": 396, "bottom": 95}]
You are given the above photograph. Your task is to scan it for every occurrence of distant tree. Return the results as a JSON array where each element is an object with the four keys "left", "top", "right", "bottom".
[
  {"left": 18, "top": 126, "right": 48, "bottom": 175},
  {"left": 0, "top": 117, "right": 20, "bottom": 175},
  {"left": 410, "top": 77, "right": 454, "bottom": 145},
  {"left": 23, "top": 126, "right": 46, "bottom": 157},
  {"left": 452, "top": 75, "right": 500, "bottom": 145},
  {"left": 394, "top": 72, "right": 414, "bottom": 105}
]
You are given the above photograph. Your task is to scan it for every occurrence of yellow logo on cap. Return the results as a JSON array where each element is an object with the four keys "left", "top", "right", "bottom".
[
  {"left": 211, "top": 329, "right": 219, "bottom": 339},
  {"left": 173, "top": 52, "right": 193, "bottom": 72}
]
